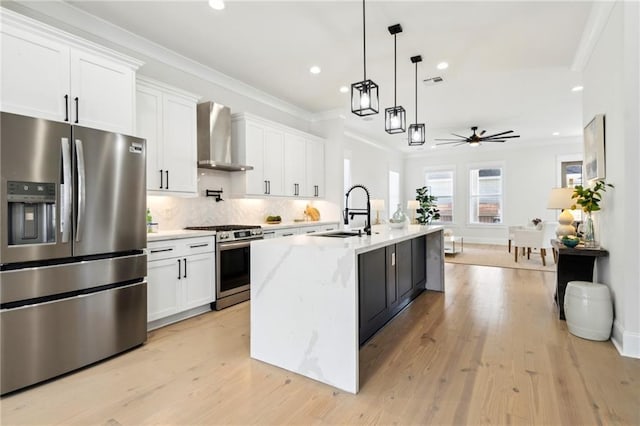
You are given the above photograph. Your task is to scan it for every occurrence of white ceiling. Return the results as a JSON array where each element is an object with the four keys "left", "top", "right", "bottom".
[{"left": 63, "top": 0, "right": 592, "bottom": 152}]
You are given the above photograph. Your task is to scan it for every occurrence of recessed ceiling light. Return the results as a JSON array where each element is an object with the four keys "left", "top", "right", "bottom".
[
  {"left": 339, "top": 86, "right": 349, "bottom": 93},
  {"left": 309, "top": 66, "right": 321, "bottom": 75},
  {"left": 552, "top": 132, "right": 560, "bottom": 136},
  {"left": 436, "top": 62, "right": 449, "bottom": 70},
  {"left": 571, "top": 85, "right": 584, "bottom": 92},
  {"left": 208, "top": 0, "right": 225, "bottom": 10}
]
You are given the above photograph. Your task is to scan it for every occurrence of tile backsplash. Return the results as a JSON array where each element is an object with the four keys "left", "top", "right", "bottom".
[{"left": 146, "top": 172, "right": 340, "bottom": 230}]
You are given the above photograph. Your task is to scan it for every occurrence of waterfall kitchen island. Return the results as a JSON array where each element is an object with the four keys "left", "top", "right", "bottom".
[{"left": 250, "top": 224, "right": 444, "bottom": 394}]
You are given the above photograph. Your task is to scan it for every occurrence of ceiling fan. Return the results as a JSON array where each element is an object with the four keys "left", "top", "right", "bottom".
[{"left": 435, "top": 126, "right": 520, "bottom": 147}]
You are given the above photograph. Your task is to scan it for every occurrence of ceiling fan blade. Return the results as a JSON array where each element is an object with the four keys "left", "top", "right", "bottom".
[
  {"left": 482, "top": 130, "right": 514, "bottom": 138},
  {"left": 451, "top": 133, "right": 469, "bottom": 139},
  {"left": 483, "top": 140, "right": 506, "bottom": 143},
  {"left": 436, "top": 141, "right": 465, "bottom": 146},
  {"left": 455, "top": 142, "right": 468, "bottom": 146},
  {"left": 480, "top": 130, "right": 486, "bottom": 136},
  {"left": 435, "top": 138, "right": 466, "bottom": 141},
  {"left": 483, "top": 135, "right": 520, "bottom": 140}
]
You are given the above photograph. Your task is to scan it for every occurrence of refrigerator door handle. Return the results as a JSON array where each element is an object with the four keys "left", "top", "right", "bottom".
[
  {"left": 61, "top": 138, "right": 72, "bottom": 243},
  {"left": 75, "top": 139, "right": 86, "bottom": 243}
]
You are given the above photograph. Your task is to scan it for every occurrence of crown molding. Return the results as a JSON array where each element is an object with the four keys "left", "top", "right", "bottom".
[
  {"left": 4, "top": 0, "right": 313, "bottom": 121},
  {"left": 343, "top": 130, "right": 398, "bottom": 154},
  {"left": 571, "top": 1, "right": 616, "bottom": 72}
]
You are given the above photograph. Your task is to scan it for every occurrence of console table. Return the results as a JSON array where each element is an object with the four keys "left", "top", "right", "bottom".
[{"left": 551, "top": 240, "right": 608, "bottom": 320}]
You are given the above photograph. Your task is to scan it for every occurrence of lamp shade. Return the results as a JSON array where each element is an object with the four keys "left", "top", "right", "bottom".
[
  {"left": 547, "top": 187, "right": 575, "bottom": 209},
  {"left": 407, "top": 200, "right": 420, "bottom": 210},
  {"left": 370, "top": 199, "right": 385, "bottom": 211}
]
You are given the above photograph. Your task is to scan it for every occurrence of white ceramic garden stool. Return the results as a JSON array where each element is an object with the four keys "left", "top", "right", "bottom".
[{"left": 564, "top": 281, "right": 613, "bottom": 341}]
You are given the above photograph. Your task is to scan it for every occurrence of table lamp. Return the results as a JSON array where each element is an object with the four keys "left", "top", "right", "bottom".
[
  {"left": 547, "top": 187, "right": 576, "bottom": 237},
  {"left": 407, "top": 200, "right": 420, "bottom": 224},
  {"left": 370, "top": 199, "right": 385, "bottom": 225}
]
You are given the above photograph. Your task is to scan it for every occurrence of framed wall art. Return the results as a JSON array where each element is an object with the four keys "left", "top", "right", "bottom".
[{"left": 583, "top": 114, "right": 606, "bottom": 181}]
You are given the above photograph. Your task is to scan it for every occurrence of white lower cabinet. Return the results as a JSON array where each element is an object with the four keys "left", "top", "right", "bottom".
[{"left": 147, "top": 236, "right": 215, "bottom": 329}]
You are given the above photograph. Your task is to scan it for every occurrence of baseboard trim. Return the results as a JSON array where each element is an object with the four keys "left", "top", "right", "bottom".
[
  {"left": 147, "top": 304, "right": 212, "bottom": 331},
  {"left": 612, "top": 319, "right": 640, "bottom": 359}
]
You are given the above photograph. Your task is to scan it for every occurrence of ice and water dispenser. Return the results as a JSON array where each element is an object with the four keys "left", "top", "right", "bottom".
[{"left": 7, "top": 181, "right": 56, "bottom": 245}]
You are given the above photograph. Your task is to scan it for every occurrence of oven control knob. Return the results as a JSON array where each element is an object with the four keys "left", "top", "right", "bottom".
[
  {"left": 218, "top": 231, "right": 230, "bottom": 240},
  {"left": 252, "top": 229, "right": 262, "bottom": 236}
]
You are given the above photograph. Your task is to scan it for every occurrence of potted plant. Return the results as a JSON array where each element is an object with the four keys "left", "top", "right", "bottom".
[
  {"left": 571, "top": 179, "right": 614, "bottom": 247},
  {"left": 415, "top": 186, "right": 440, "bottom": 225}
]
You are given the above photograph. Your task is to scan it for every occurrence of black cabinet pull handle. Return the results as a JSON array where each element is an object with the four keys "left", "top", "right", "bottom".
[
  {"left": 150, "top": 248, "right": 173, "bottom": 253},
  {"left": 160, "top": 169, "right": 164, "bottom": 189},
  {"left": 264, "top": 180, "right": 268, "bottom": 194},
  {"left": 268, "top": 180, "right": 271, "bottom": 194},
  {"left": 189, "top": 243, "right": 209, "bottom": 248},
  {"left": 183, "top": 258, "right": 187, "bottom": 278},
  {"left": 74, "top": 97, "right": 79, "bottom": 124},
  {"left": 177, "top": 259, "right": 181, "bottom": 280},
  {"left": 64, "top": 95, "right": 69, "bottom": 121},
  {"left": 165, "top": 170, "right": 169, "bottom": 189}
]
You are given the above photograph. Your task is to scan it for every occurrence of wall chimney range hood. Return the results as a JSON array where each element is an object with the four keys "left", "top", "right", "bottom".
[{"left": 197, "top": 102, "right": 253, "bottom": 171}]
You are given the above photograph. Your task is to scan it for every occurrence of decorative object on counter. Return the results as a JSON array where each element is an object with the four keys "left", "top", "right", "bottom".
[
  {"left": 146, "top": 208, "right": 155, "bottom": 233},
  {"left": 571, "top": 179, "right": 614, "bottom": 248},
  {"left": 370, "top": 199, "right": 385, "bottom": 224},
  {"left": 547, "top": 187, "right": 577, "bottom": 237},
  {"left": 305, "top": 205, "right": 320, "bottom": 221},
  {"left": 205, "top": 189, "right": 224, "bottom": 202},
  {"left": 351, "top": 0, "right": 379, "bottom": 117},
  {"left": 406, "top": 200, "right": 420, "bottom": 224},
  {"left": 344, "top": 184, "right": 371, "bottom": 235},
  {"left": 265, "top": 215, "right": 282, "bottom": 224},
  {"left": 384, "top": 23, "right": 406, "bottom": 134},
  {"left": 531, "top": 217, "right": 542, "bottom": 227},
  {"left": 415, "top": 186, "right": 440, "bottom": 224},
  {"left": 408, "top": 55, "right": 426, "bottom": 145},
  {"left": 389, "top": 204, "right": 408, "bottom": 229},
  {"left": 561, "top": 235, "right": 580, "bottom": 248}
]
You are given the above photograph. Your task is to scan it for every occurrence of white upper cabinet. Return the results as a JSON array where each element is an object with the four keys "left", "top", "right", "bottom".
[
  {"left": 0, "top": 9, "right": 142, "bottom": 134},
  {"left": 231, "top": 113, "right": 325, "bottom": 198},
  {"left": 305, "top": 138, "right": 325, "bottom": 198},
  {"left": 284, "top": 133, "right": 306, "bottom": 197},
  {"left": 136, "top": 77, "right": 199, "bottom": 195}
]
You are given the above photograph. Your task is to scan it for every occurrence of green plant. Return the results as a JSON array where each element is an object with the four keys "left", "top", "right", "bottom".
[
  {"left": 571, "top": 179, "right": 614, "bottom": 213},
  {"left": 415, "top": 186, "right": 440, "bottom": 224}
]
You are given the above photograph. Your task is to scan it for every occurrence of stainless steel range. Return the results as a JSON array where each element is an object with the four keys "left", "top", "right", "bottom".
[{"left": 185, "top": 225, "right": 262, "bottom": 310}]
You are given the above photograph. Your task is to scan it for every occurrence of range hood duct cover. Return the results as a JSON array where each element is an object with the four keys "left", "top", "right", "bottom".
[{"left": 197, "top": 102, "right": 253, "bottom": 171}]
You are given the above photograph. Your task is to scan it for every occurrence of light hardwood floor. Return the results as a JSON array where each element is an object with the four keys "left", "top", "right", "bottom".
[{"left": 2, "top": 263, "right": 639, "bottom": 425}]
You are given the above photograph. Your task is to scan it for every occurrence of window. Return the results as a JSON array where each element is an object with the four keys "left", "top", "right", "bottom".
[
  {"left": 561, "top": 161, "right": 582, "bottom": 188},
  {"left": 389, "top": 170, "right": 400, "bottom": 213},
  {"left": 469, "top": 167, "right": 503, "bottom": 224},
  {"left": 425, "top": 169, "right": 454, "bottom": 223}
]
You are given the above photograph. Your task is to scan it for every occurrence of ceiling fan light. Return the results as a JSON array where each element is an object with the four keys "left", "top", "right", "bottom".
[
  {"left": 385, "top": 106, "right": 406, "bottom": 134},
  {"left": 469, "top": 141, "right": 480, "bottom": 147},
  {"left": 351, "top": 80, "right": 379, "bottom": 116},
  {"left": 408, "top": 123, "right": 425, "bottom": 145}
]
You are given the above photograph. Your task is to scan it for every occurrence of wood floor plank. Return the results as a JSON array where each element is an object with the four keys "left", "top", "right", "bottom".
[{"left": 1, "top": 263, "right": 639, "bottom": 425}]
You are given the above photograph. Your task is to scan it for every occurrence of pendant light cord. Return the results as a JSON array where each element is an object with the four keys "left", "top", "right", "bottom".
[
  {"left": 394, "top": 34, "right": 397, "bottom": 107},
  {"left": 362, "top": 0, "right": 366, "bottom": 80},
  {"left": 414, "top": 61, "right": 418, "bottom": 122}
]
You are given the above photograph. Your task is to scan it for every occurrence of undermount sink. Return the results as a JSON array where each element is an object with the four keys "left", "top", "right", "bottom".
[{"left": 309, "top": 231, "right": 362, "bottom": 238}]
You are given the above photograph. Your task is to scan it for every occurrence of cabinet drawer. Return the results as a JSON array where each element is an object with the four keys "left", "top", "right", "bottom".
[
  {"left": 147, "top": 241, "right": 180, "bottom": 261},
  {"left": 181, "top": 237, "right": 215, "bottom": 255},
  {"left": 148, "top": 236, "right": 215, "bottom": 261}
]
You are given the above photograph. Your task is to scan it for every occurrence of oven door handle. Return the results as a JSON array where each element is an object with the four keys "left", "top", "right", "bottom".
[{"left": 218, "top": 240, "right": 255, "bottom": 251}]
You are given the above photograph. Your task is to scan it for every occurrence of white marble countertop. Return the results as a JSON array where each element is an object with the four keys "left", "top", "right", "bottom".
[
  {"left": 253, "top": 224, "right": 443, "bottom": 254},
  {"left": 147, "top": 229, "right": 216, "bottom": 242}
]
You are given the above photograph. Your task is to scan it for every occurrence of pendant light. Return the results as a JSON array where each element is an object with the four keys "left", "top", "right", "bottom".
[
  {"left": 351, "top": 0, "right": 379, "bottom": 116},
  {"left": 385, "top": 24, "right": 406, "bottom": 134},
  {"left": 408, "top": 55, "right": 426, "bottom": 145}
]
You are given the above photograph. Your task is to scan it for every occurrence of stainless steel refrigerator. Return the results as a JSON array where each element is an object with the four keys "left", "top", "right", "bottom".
[{"left": 0, "top": 112, "right": 148, "bottom": 395}]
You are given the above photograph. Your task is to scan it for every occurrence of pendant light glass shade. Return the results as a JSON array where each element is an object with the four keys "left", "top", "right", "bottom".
[
  {"left": 352, "top": 80, "right": 379, "bottom": 116},
  {"left": 408, "top": 55, "right": 426, "bottom": 145},
  {"left": 385, "top": 23, "right": 405, "bottom": 134},
  {"left": 351, "top": 0, "right": 379, "bottom": 116}
]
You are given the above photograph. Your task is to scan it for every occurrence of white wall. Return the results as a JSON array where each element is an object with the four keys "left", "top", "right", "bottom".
[
  {"left": 343, "top": 133, "right": 405, "bottom": 225},
  {"left": 582, "top": 1, "right": 640, "bottom": 358},
  {"left": 404, "top": 139, "right": 582, "bottom": 244}
]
